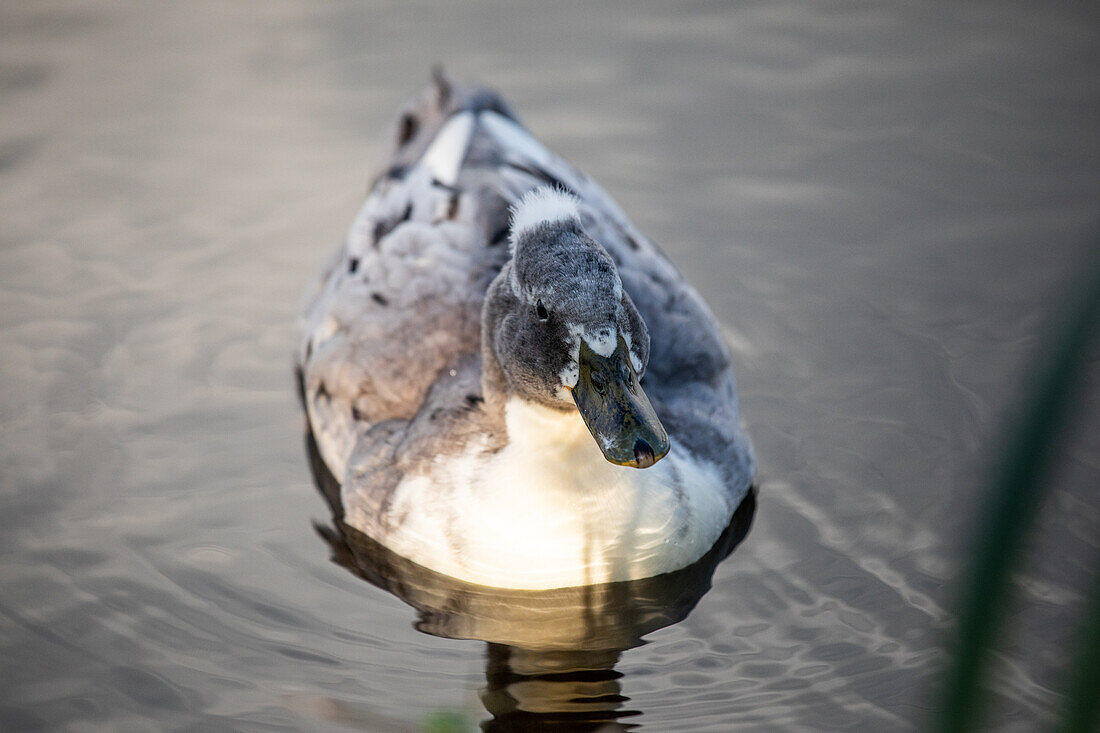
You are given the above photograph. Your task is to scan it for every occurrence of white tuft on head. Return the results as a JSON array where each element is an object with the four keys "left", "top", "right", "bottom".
[{"left": 509, "top": 187, "right": 581, "bottom": 249}]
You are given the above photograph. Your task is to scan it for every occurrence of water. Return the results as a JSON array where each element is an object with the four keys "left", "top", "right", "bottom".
[{"left": 1, "top": 2, "right": 1098, "bottom": 730}]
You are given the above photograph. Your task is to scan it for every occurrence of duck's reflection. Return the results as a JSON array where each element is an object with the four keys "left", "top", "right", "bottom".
[
  {"left": 307, "top": 430, "right": 755, "bottom": 731},
  {"left": 481, "top": 644, "right": 634, "bottom": 731}
]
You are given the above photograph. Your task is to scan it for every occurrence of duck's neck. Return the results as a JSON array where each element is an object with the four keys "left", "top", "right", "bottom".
[
  {"left": 479, "top": 264, "right": 513, "bottom": 417},
  {"left": 479, "top": 343, "right": 507, "bottom": 416},
  {"left": 479, "top": 260, "right": 571, "bottom": 419},
  {"left": 502, "top": 397, "right": 595, "bottom": 460}
]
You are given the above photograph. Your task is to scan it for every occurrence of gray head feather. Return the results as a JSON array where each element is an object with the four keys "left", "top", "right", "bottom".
[{"left": 482, "top": 190, "right": 649, "bottom": 408}]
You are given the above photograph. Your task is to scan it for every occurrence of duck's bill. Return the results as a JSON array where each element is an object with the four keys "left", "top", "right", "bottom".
[{"left": 571, "top": 338, "right": 670, "bottom": 469}]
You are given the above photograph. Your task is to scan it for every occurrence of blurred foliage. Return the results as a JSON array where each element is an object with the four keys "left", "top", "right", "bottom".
[
  {"left": 937, "top": 251, "right": 1100, "bottom": 733},
  {"left": 422, "top": 710, "right": 476, "bottom": 733}
]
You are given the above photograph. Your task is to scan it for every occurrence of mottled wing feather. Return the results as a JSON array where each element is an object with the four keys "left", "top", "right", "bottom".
[{"left": 300, "top": 80, "right": 754, "bottom": 489}]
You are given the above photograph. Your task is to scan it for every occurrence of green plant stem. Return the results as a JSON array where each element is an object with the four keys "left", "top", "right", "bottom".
[{"left": 937, "top": 252, "right": 1100, "bottom": 733}]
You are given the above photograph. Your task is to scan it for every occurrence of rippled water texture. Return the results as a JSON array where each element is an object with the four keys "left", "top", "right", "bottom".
[{"left": 2, "top": 2, "right": 1099, "bottom": 731}]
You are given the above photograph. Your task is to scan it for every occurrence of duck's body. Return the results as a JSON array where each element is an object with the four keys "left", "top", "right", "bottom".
[{"left": 299, "top": 76, "right": 755, "bottom": 590}]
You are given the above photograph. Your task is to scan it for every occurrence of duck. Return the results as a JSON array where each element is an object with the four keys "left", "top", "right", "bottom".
[{"left": 298, "top": 71, "right": 756, "bottom": 590}]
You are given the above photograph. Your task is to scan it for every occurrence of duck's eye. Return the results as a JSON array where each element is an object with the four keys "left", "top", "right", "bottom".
[{"left": 536, "top": 299, "right": 549, "bottom": 321}]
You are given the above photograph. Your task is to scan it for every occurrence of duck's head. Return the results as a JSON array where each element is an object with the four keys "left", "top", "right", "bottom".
[{"left": 482, "top": 188, "right": 670, "bottom": 469}]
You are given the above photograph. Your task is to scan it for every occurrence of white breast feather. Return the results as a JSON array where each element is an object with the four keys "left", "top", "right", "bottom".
[{"left": 344, "top": 398, "right": 735, "bottom": 589}]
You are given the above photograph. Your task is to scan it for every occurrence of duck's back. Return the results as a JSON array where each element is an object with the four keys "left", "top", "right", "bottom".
[
  {"left": 299, "top": 78, "right": 755, "bottom": 586},
  {"left": 300, "top": 79, "right": 700, "bottom": 467},
  {"left": 299, "top": 80, "right": 516, "bottom": 478}
]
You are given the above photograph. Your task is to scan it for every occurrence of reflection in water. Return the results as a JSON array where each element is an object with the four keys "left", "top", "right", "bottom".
[
  {"left": 306, "top": 428, "right": 755, "bottom": 730},
  {"left": 481, "top": 645, "right": 632, "bottom": 732}
]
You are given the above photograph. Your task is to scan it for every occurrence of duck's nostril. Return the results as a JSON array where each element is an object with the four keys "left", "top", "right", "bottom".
[{"left": 633, "top": 438, "right": 655, "bottom": 468}]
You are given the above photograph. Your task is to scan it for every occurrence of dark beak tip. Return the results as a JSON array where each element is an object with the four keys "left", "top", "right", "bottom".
[{"left": 632, "top": 438, "right": 656, "bottom": 469}]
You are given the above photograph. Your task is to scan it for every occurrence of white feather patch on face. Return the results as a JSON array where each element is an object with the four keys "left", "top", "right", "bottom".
[
  {"left": 558, "top": 327, "right": 583, "bottom": 390},
  {"left": 583, "top": 327, "right": 617, "bottom": 358},
  {"left": 509, "top": 187, "right": 581, "bottom": 248},
  {"left": 557, "top": 322, "right": 619, "bottom": 391},
  {"left": 622, "top": 330, "right": 643, "bottom": 373},
  {"left": 558, "top": 357, "right": 580, "bottom": 392},
  {"left": 567, "top": 323, "right": 617, "bottom": 357}
]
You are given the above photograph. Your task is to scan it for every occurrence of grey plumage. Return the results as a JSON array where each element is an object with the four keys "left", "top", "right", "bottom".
[{"left": 298, "top": 74, "right": 755, "bottom": 577}]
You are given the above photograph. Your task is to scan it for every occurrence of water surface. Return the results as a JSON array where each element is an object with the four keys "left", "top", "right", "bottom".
[{"left": 2, "top": 2, "right": 1098, "bottom": 731}]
